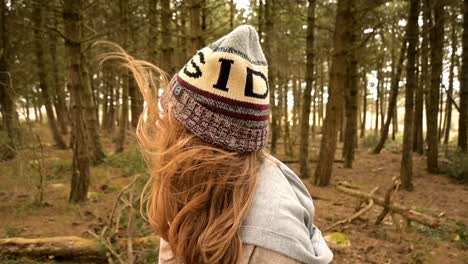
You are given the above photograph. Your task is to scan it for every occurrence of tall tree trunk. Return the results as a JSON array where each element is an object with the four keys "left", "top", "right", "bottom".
[
  {"left": 34, "top": 94, "right": 42, "bottom": 122},
  {"left": 147, "top": 0, "right": 159, "bottom": 62},
  {"left": 460, "top": 0, "right": 468, "bottom": 153},
  {"left": 292, "top": 76, "right": 300, "bottom": 134},
  {"left": 427, "top": 2, "right": 444, "bottom": 173},
  {"left": 81, "top": 56, "right": 105, "bottom": 163},
  {"left": 299, "top": 0, "right": 316, "bottom": 178},
  {"left": 360, "top": 79, "right": 367, "bottom": 138},
  {"left": 343, "top": 33, "right": 358, "bottom": 168},
  {"left": 161, "top": 0, "right": 174, "bottom": 75},
  {"left": 116, "top": 0, "right": 129, "bottom": 153},
  {"left": 373, "top": 37, "right": 407, "bottom": 154},
  {"left": 50, "top": 12, "right": 69, "bottom": 135},
  {"left": 33, "top": 5, "right": 67, "bottom": 149},
  {"left": 401, "top": 0, "right": 419, "bottom": 191},
  {"left": 64, "top": 0, "right": 90, "bottom": 203},
  {"left": 257, "top": 0, "right": 263, "bottom": 38},
  {"left": 229, "top": 0, "right": 234, "bottom": 30},
  {"left": 264, "top": 0, "right": 278, "bottom": 154},
  {"left": 414, "top": 42, "right": 425, "bottom": 153},
  {"left": 283, "top": 79, "right": 292, "bottom": 156},
  {"left": 438, "top": 87, "right": 445, "bottom": 142},
  {"left": 313, "top": 0, "right": 349, "bottom": 186},
  {"left": 0, "top": 0, "right": 20, "bottom": 159},
  {"left": 375, "top": 61, "right": 382, "bottom": 134},
  {"left": 189, "top": 0, "right": 203, "bottom": 54},
  {"left": 444, "top": 10, "right": 457, "bottom": 145}
]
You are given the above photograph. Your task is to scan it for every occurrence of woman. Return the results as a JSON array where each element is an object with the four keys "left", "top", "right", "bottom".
[{"left": 114, "top": 25, "right": 332, "bottom": 264}]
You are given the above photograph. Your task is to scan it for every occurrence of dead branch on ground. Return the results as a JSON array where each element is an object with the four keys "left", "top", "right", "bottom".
[
  {"left": 324, "top": 187, "right": 379, "bottom": 232},
  {"left": 332, "top": 181, "right": 441, "bottom": 229}
]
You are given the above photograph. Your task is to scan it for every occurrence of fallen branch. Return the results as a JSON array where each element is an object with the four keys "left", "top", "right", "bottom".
[
  {"left": 336, "top": 182, "right": 441, "bottom": 228},
  {"left": 281, "top": 159, "right": 344, "bottom": 164},
  {"left": 0, "top": 236, "right": 159, "bottom": 259},
  {"left": 324, "top": 187, "right": 379, "bottom": 232},
  {"left": 375, "top": 177, "right": 400, "bottom": 225}
]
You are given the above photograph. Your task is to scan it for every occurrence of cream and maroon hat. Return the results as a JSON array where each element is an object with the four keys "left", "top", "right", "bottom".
[{"left": 162, "top": 25, "right": 269, "bottom": 153}]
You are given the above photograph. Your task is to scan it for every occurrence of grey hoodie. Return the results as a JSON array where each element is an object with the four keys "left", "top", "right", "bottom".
[
  {"left": 158, "top": 155, "right": 333, "bottom": 264},
  {"left": 240, "top": 155, "right": 333, "bottom": 264}
]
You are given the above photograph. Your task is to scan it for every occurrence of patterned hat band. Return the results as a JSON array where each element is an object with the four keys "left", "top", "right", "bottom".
[
  {"left": 161, "top": 25, "right": 270, "bottom": 153},
  {"left": 161, "top": 77, "right": 269, "bottom": 153}
]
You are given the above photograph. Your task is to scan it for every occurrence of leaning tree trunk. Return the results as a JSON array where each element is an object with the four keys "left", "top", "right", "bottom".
[
  {"left": 299, "top": 0, "right": 316, "bottom": 178},
  {"left": 460, "top": 0, "right": 468, "bottom": 153},
  {"left": 444, "top": 10, "right": 457, "bottom": 145},
  {"left": 373, "top": 36, "right": 407, "bottom": 154},
  {"left": 427, "top": 2, "right": 444, "bottom": 172},
  {"left": 33, "top": 5, "right": 67, "bottom": 149},
  {"left": 0, "top": 0, "right": 20, "bottom": 160},
  {"left": 50, "top": 8, "right": 69, "bottom": 135},
  {"left": 313, "top": 0, "right": 350, "bottom": 186},
  {"left": 400, "top": 0, "right": 419, "bottom": 191},
  {"left": 63, "top": 0, "right": 90, "bottom": 203}
]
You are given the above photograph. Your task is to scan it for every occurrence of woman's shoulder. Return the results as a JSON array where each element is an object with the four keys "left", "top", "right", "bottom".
[
  {"left": 239, "top": 154, "right": 318, "bottom": 263},
  {"left": 259, "top": 155, "right": 315, "bottom": 213},
  {"left": 241, "top": 244, "right": 304, "bottom": 264}
]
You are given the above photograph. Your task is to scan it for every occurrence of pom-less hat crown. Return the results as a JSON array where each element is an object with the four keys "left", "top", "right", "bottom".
[{"left": 163, "top": 25, "right": 269, "bottom": 153}]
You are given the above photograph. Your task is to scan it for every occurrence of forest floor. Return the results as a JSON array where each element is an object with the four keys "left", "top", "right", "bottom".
[{"left": 0, "top": 123, "right": 467, "bottom": 264}]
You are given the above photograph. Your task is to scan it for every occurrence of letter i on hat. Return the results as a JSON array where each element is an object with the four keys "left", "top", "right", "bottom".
[{"left": 162, "top": 25, "right": 270, "bottom": 153}]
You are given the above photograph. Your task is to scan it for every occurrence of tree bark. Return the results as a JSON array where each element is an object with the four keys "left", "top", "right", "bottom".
[
  {"left": 33, "top": 5, "right": 67, "bottom": 149},
  {"left": 188, "top": 0, "right": 203, "bottom": 55},
  {"left": 0, "top": 236, "right": 159, "bottom": 259},
  {"left": 427, "top": 2, "right": 444, "bottom": 173},
  {"left": 0, "top": 0, "right": 20, "bottom": 159},
  {"left": 360, "top": 78, "right": 368, "bottom": 138},
  {"left": 64, "top": 0, "right": 91, "bottom": 203},
  {"left": 375, "top": 60, "right": 382, "bottom": 134},
  {"left": 81, "top": 56, "right": 105, "bottom": 163},
  {"left": 400, "top": 0, "right": 419, "bottom": 191},
  {"left": 49, "top": 12, "right": 69, "bottom": 135},
  {"left": 460, "top": 0, "right": 468, "bottom": 153},
  {"left": 161, "top": 0, "right": 174, "bottom": 75},
  {"left": 313, "top": 0, "right": 349, "bottom": 186},
  {"left": 116, "top": 0, "right": 129, "bottom": 153},
  {"left": 299, "top": 0, "right": 316, "bottom": 178},
  {"left": 444, "top": 10, "right": 457, "bottom": 145},
  {"left": 373, "top": 37, "right": 407, "bottom": 154},
  {"left": 343, "top": 44, "right": 358, "bottom": 168},
  {"left": 264, "top": 0, "right": 279, "bottom": 155}
]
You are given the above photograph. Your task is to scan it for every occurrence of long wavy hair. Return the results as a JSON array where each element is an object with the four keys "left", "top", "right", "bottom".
[{"left": 101, "top": 45, "right": 264, "bottom": 264}]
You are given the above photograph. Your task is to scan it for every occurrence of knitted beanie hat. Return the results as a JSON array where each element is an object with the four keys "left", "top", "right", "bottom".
[{"left": 162, "top": 25, "right": 269, "bottom": 153}]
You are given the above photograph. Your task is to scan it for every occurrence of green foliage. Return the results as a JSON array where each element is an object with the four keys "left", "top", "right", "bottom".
[
  {"left": 360, "top": 133, "right": 379, "bottom": 148},
  {"left": 47, "top": 159, "right": 72, "bottom": 179},
  {"left": 444, "top": 151, "right": 468, "bottom": 184},
  {"left": 142, "top": 246, "right": 159, "bottom": 263},
  {"left": 4, "top": 227, "right": 23, "bottom": 238},
  {"left": 101, "top": 148, "right": 147, "bottom": 176},
  {"left": 415, "top": 222, "right": 468, "bottom": 249},
  {"left": 0, "top": 255, "right": 56, "bottom": 264},
  {"left": 453, "top": 223, "right": 468, "bottom": 248}
]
